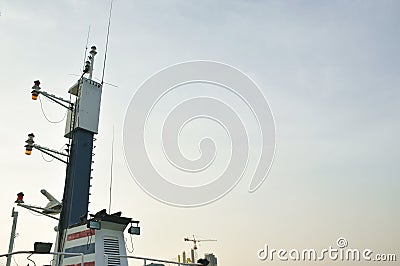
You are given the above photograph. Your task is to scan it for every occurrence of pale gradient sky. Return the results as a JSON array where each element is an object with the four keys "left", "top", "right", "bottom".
[{"left": 0, "top": 1, "right": 399, "bottom": 265}]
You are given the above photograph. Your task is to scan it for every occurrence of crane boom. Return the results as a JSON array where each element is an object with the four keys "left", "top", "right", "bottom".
[{"left": 184, "top": 235, "right": 217, "bottom": 250}]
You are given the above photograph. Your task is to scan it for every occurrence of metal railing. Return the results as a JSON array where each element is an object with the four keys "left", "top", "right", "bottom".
[
  {"left": 104, "top": 254, "right": 202, "bottom": 266},
  {"left": 0, "top": 251, "right": 204, "bottom": 266},
  {"left": 0, "top": 251, "right": 84, "bottom": 266}
]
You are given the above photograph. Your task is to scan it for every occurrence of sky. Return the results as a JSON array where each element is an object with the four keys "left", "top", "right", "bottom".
[{"left": 0, "top": 0, "right": 399, "bottom": 265}]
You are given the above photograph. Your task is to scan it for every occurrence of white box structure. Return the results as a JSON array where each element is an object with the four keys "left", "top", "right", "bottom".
[
  {"left": 65, "top": 78, "right": 103, "bottom": 137},
  {"left": 60, "top": 221, "right": 130, "bottom": 266}
]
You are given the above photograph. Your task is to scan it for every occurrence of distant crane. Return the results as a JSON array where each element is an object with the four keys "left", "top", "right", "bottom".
[{"left": 184, "top": 235, "right": 217, "bottom": 250}]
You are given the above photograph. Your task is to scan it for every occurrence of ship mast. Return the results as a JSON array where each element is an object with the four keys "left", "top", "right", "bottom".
[{"left": 57, "top": 45, "right": 102, "bottom": 250}]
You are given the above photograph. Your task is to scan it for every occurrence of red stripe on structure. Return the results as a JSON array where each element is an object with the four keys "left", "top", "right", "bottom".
[
  {"left": 67, "top": 229, "right": 95, "bottom": 241},
  {"left": 65, "top": 262, "right": 94, "bottom": 266}
]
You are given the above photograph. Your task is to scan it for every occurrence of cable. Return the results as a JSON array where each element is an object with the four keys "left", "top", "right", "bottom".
[
  {"left": 108, "top": 126, "right": 114, "bottom": 214},
  {"left": 26, "top": 254, "right": 36, "bottom": 266},
  {"left": 40, "top": 144, "right": 68, "bottom": 163},
  {"left": 101, "top": 0, "right": 114, "bottom": 85},
  {"left": 125, "top": 234, "right": 134, "bottom": 253},
  {"left": 28, "top": 209, "right": 42, "bottom": 217},
  {"left": 67, "top": 93, "right": 73, "bottom": 163},
  {"left": 38, "top": 96, "right": 67, "bottom": 124},
  {"left": 86, "top": 234, "right": 92, "bottom": 250},
  {"left": 85, "top": 229, "right": 95, "bottom": 250},
  {"left": 12, "top": 255, "right": 19, "bottom": 266},
  {"left": 12, "top": 242, "right": 19, "bottom": 266},
  {"left": 57, "top": 230, "right": 67, "bottom": 266},
  {"left": 93, "top": 76, "right": 118, "bottom": 88},
  {"left": 40, "top": 151, "right": 54, "bottom": 162}
]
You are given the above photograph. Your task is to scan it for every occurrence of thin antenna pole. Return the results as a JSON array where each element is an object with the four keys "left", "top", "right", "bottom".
[
  {"left": 108, "top": 126, "right": 115, "bottom": 214},
  {"left": 82, "top": 26, "right": 91, "bottom": 70},
  {"left": 101, "top": 0, "right": 114, "bottom": 85}
]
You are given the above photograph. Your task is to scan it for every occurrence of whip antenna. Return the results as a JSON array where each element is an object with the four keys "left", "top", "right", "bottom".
[
  {"left": 108, "top": 126, "right": 115, "bottom": 214},
  {"left": 101, "top": 0, "right": 114, "bottom": 85},
  {"left": 82, "top": 25, "right": 91, "bottom": 70}
]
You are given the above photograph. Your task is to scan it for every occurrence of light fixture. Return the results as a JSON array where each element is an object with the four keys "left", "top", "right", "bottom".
[
  {"left": 87, "top": 219, "right": 101, "bottom": 230},
  {"left": 24, "top": 133, "right": 35, "bottom": 155},
  {"left": 34, "top": 242, "right": 52, "bottom": 253},
  {"left": 128, "top": 221, "right": 140, "bottom": 235},
  {"left": 15, "top": 192, "right": 24, "bottom": 203},
  {"left": 31, "top": 80, "right": 41, "bottom": 100}
]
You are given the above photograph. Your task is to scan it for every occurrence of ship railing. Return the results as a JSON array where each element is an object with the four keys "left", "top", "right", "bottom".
[
  {"left": 104, "top": 254, "right": 203, "bottom": 266},
  {"left": 0, "top": 251, "right": 203, "bottom": 266},
  {"left": 0, "top": 250, "right": 84, "bottom": 266}
]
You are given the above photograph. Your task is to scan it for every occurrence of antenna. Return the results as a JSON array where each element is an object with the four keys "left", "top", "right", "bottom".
[
  {"left": 108, "top": 125, "right": 115, "bottom": 214},
  {"left": 101, "top": 0, "right": 114, "bottom": 85},
  {"left": 82, "top": 25, "right": 91, "bottom": 71},
  {"left": 40, "top": 189, "right": 62, "bottom": 214}
]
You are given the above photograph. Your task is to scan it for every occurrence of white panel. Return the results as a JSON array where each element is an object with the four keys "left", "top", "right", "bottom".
[
  {"left": 76, "top": 78, "right": 102, "bottom": 134},
  {"left": 95, "top": 229, "right": 129, "bottom": 266},
  {"left": 65, "top": 78, "right": 102, "bottom": 136},
  {"left": 64, "top": 109, "right": 74, "bottom": 138}
]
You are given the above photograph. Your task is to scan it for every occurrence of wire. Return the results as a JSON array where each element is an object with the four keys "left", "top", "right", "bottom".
[
  {"left": 40, "top": 151, "right": 54, "bottom": 162},
  {"left": 85, "top": 229, "right": 95, "bottom": 251},
  {"left": 40, "top": 144, "right": 68, "bottom": 163},
  {"left": 93, "top": 76, "right": 118, "bottom": 88},
  {"left": 108, "top": 126, "right": 114, "bottom": 214},
  {"left": 28, "top": 210, "right": 42, "bottom": 216},
  {"left": 101, "top": 0, "right": 114, "bottom": 85},
  {"left": 82, "top": 25, "right": 91, "bottom": 71},
  {"left": 12, "top": 255, "right": 19, "bottom": 266},
  {"left": 12, "top": 241, "right": 19, "bottom": 266},
  {"left": 56, "top": 230, "right": 67, "bottom": 266},
  {"left": 86, "top": 234, "right": 93, "bottom": 250},
  {"left": 38, "top": 96, "right": 67, "bottom": 124},
  {"left": 26, "top": 254, "right": 36, "bottom": 266},
  {"left": 125, "top": 234, "right": 134, "bottom": 253},
  {"left": 67, "top": 93, "right": 73, "bottom": 162}
]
